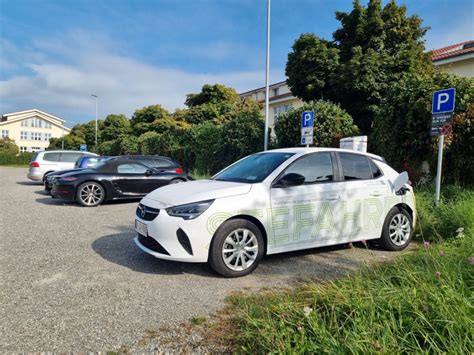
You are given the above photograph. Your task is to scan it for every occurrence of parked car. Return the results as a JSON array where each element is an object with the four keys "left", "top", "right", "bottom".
[
  {"left": 27, "top": 150, "right": 98, "bottom": 182},
  {"left": 51, "top": 156, "right": 191, "bottom": 206},
  {"left": 44, "top": 156, "right": 112, "bottom": 193},
  {"left": 134, "top": 148, "right": 416, "bottom": 278}
]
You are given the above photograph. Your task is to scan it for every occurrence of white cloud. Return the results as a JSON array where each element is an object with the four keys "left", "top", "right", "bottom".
[{"left": 0, "top": 31, "right": 271, "bottom": 125}]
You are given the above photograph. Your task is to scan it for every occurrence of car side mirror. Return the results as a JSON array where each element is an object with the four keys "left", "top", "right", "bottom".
[
  {"left": 393, "top": 171, "right": 409, "bottom": 194},
  {"left": 145, "top": 169, "right": 153, "bottom": 176},
  {"left": 275, "top": 173, "right": 305, "bottom": 188}
]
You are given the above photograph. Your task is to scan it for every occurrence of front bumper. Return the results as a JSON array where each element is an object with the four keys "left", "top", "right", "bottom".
[{"left": 134, "top": 201, "right": 213, "bottom": 263}]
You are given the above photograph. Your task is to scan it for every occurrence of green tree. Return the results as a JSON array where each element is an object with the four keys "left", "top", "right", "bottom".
[
  {"left": 218, "top": 109, "right": 265, "bottom": 169},
  {"left": 48, "top": 135, "right": 86, "bottom": 150},
  {"left": 370, "top": 72, "right": 474, "bottom": 184},
  {"left": 0, "top": 137, "right": 19, "bottom": 154},
  {"left": 109, "top": 135, "right": 139, "bottom": 155},
  {"left": 101, "top": 114, "right": 131, "bottom": 142},
  {"left": 285, "top": 0, "right": 431, "bottom": 133},
  {"left": 275, "top": 101, "right": 359, "bottom": 148},
  {"left": 69, "top": 119, "right": 105, "bottom": 150},
  {"left": 181, "top": 84, "right": 241, "bottom": 125},
  {"left": 131, "top": 105, "right": 171, "bottom": 136},
  {"left": 185, "top": 84, "right": 240, "bottom": 108}
]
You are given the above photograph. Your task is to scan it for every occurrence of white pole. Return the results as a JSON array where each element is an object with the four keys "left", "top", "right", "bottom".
[
  {"left": 435, "top": 134, "right": 444, "bottom": 206},
  {"left": 61, "top": 127, "right": 64, "bottom": 150},
  {"left": 91, "top": 94, "right": 98, "bottom": 151},
  {"left": 264, "top": 0, "right": 271, "bottom": 151}
]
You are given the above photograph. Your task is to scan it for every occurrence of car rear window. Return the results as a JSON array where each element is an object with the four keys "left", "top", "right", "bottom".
[
  {"left": 339, "top": 153, "right": 373, "bottom": 180},
  {"left": 30, "top": 152, "right": 39, "bottom": 162},
  {"left": 149, "top": 158, "right": 174, "bottom": 168},
  {"left": 62, "top": 152, "right": 83, "bottom": 163},
  {"left": 369, "top": 159, "right": 383, "bottom": 178},
  {"left": 43, "top": 152, "right": 61, "bottom": 162}
]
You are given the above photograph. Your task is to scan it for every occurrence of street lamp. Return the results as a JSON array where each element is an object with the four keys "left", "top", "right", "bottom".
[
  {"left": 91, "top": 94, "right": 98, "bottom": 150},
  {"left": 264, "top": 0, "right": 271, "bottom": 151}
]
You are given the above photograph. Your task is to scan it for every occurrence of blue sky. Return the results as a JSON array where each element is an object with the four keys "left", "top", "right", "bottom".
[{"left": 1, "top": 0, "right": 473, "bottom": 126}]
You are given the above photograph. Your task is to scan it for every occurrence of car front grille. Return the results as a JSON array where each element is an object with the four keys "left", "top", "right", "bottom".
[
  {"left": 137, "top": 233, "right": 170, "bottom": 255},
  {"left": 136, "top": 203, "right": 160, "bottom": 221}
]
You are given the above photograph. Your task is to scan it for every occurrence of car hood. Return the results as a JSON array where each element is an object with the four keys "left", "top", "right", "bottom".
[{"left": 144, "top": 180, "right": 253, "bottom": 207}]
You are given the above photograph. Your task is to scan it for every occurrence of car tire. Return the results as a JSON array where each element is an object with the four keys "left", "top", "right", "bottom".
[
  {"left": 209, "top": 219, "right": 265, "bottom": 278},
  {"left": 379, "top": 206, "right": 413, "bottom": 251},
  {"left": 169, "top": 179, "right": 184, "bottom": 184},
  {"left": 76, "top": 182, "right": 105, "bottom": 207}
]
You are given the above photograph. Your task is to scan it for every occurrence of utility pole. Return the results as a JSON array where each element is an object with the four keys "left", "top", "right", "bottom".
[{"left": 264, "top": 0, "right": 271, "bottom": 151}]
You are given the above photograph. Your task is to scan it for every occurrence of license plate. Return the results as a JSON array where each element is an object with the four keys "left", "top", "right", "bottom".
[{"left": 135, "top": 220, "right": 148, "bottom": 236}]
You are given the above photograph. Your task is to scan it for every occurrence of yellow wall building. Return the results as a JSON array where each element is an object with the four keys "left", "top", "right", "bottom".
[
  {"left": 239, "top": 81, "right": 304, "bottom": 133},
  {"left": 432, "top": 40, "right": 474, "bottom": 77},
  {"left": 0, "top": 109, "right": 71, "bottom": 152}
]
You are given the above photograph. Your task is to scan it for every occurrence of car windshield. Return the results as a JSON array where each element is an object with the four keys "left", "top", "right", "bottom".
[{"left": 214, "top": 152, "right": 294, "bottom": 183}]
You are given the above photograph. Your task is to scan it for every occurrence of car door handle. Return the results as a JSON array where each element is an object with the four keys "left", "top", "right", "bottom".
[
  {"left": 325, "top": 194, "right": 340, "bottom": 201},
  {"left": 370, "top": 190, "right": 383, "bottom": 196}
]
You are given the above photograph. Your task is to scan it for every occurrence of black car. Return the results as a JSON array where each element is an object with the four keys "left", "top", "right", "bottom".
[
  {"left": 44, "top": 156, "right": 112, "bottom": 193},
  {"left": 51, "top": 157, "right": 191, "bottom": 207}
]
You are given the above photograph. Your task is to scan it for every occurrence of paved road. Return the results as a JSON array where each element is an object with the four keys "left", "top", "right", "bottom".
[{"left": 0, "top": 167, "right": 400, "bottom": 351}]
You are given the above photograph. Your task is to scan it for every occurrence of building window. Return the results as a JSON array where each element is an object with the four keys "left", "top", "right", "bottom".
[
  {"left": 31, "top": 132, "right": 42, "bottom": 141},
  {"left": 21, "top": 120, "right": 28, "bottom": 127},
  {"left": 20, "top": 146, "right": 28, "bottom": 153},
  {"left": 31, "top": 147, "right": 42, "bottom": 151},
  {"left": 272, "top": 88, "right": 279, "bottom": 97},
  {"left": 1, "top": 130, "right": 9, "bottom": 138},
  {"left": 20, "top": 131, "right": 28, "bottom": 140},
  {"left": 45, "top": 121, "right": 52, "bottom": 129},
  {"left": 273, "top": 104, "right": 294, "bottom": 120},
  {"left": 44, "top": 133, "right": 52, "bottom": 141}
]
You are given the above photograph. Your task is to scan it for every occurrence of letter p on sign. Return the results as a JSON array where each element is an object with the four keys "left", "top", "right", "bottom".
[
  {"left": 432, "top": 88, "right": 456, "bottom": 114},
  {"left": 301, "top": 111, "right": 314, "bottom": 128}
]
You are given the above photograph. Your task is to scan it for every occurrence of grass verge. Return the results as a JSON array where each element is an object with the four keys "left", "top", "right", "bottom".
[
  {"left": 225, "top": 233, "right": 473, "bottom": 353},
  {"left": 216, "top": 185, "right": 474, "bottom": 353},
  {"left": 415, "top": 185, "right": 474, "bottom": 241}
]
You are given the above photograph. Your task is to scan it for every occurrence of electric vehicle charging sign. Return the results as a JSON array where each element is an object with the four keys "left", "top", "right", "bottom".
[{"left": 431, "top": 88, "right": 455, "bottom": 136}]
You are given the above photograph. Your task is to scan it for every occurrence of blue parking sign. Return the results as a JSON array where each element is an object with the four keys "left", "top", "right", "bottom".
[
  {"left": 432, "top": 88, "right": 456, "bottom": 114},
  {"left": 79, "top": 144, "right": 87, "bottom": 151},
  {"left": 301, "top": 111, "right": 314, "bottom": 128}
]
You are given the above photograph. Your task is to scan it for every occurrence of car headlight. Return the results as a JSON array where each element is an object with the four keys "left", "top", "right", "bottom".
[{"left": 166, "top": 200, "right": 214, "bottom": 220}]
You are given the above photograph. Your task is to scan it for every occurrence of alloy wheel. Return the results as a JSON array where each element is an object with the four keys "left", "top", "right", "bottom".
[
  {"left": 222, "top": 228, "right": 259, "bottom": 271},
  {"left": 388, "top": 213, "right": 411, "bottom": 246},
  {"left": 79, "top": 184, "right": 103, "bottom": 206}
]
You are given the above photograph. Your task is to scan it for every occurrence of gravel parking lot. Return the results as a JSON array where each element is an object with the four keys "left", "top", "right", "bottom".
[{"left": 1, "top": 166, "right": 403, "bottom": 351}]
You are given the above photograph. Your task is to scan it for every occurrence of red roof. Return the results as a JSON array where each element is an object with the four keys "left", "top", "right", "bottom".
[{"left": 431, "top": 40, "right": 474, "bottom": 62}]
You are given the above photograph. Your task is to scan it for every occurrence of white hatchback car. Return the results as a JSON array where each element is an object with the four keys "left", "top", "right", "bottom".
[
  {"left": 27, "top": 150, "right": 98, "bottom": 181},
  {"left": 134, "top": 148, "right": 415, "bottom": 277}
]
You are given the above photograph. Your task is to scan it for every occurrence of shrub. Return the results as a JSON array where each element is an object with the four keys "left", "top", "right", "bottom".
[
  {"left": 274, "top": 100, "right": 359, "bottom": 148},
  {"left": 371, "top": 72, "right": 474, "bottom": 184}
]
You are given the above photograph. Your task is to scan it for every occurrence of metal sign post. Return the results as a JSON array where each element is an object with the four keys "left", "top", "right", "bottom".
[
  {"left": 431, "top": 88, "right": 455, "bottom": 206},
  {"left": 301, "top": 111, "right": 314, "bottom": 147}
]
